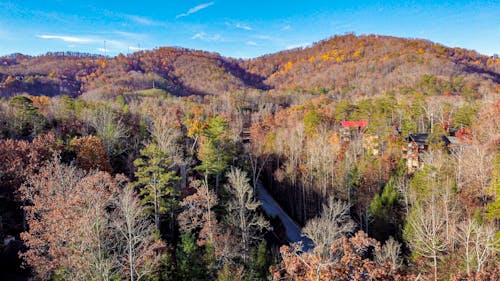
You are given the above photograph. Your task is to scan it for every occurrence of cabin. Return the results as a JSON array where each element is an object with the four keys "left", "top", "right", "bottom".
[
  {"left": 402, "top": 133, "right": 468, "bottom": 174},
  {"left": 239, "top": 105, "right": 256, "bottom": 144},
  {"left": 339, "top": 120, "right": 367, "bottom": 142}
]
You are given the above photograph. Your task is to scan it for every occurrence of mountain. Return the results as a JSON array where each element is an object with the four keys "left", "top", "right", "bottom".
[{"left": 1, "top": 34, "right": 499, "bottom": 99}]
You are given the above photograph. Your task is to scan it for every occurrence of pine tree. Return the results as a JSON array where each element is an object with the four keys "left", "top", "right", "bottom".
[
  {"left": 133, "top": 143, "right": 179, "bottom": 232},
  {"left": 369, "top": 177, "right": 401, "bottom": 241},
  {"left": 176, "top": 232, "right": 206, "bottom": 281},
  {"left": 196, "top": 116, "right": 234, "bottom": 193}
]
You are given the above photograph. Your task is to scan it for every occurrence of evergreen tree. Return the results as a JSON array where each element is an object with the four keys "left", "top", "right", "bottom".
[
  {"left": 9, "top": 95, "right": 47, "bottom": 137},
  {"left": 248, "top": 241, "right": 270, "bottom": 280},
  {"left": 176, "top": 232, "right": 206, "bottom": 281},
  {"left": 196, "top": 116, "right": 234, "bottom": 193},
  {"left": 133, "top": 143, "right": 179, "bottom": 232},
  {"left": 368, "top": 177, "right": 401, "bottom": 241}
]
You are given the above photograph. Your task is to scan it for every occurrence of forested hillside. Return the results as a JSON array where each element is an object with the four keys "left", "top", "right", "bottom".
[
  {"left": 0, "top": 34, "right": 499, "bottom": 281},
  {"left": 1, "top": 34, "right": 499, "bottom": 99}
]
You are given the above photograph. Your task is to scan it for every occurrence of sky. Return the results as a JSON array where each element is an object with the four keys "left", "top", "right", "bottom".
[{"left": 0, "top": 1, "right": 498, "bottom": 58}]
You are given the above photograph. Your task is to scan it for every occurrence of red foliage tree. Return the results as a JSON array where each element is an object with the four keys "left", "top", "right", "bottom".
[{"left": 270, "top": 231, "right": 412, "bottom": 281}]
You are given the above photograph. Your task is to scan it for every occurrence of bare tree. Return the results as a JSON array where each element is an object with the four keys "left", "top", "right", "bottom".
[
  {"left": 456, "top": 145, "right": 494, "bottom": 206},
  {"left": 472, "top": 222, "right": 498, "bottom": 273},
  {"left": 113, "top": 187, "right": 162, "bottom": 281},
  {"left": 149, "top": 116, "right": 183, "bottom": 164},
  {"left": 405, "top": 202, "right": 448, "bottom": 281},
  {"left": 375, "top": 236, "right": 403, "bottom": 271},
  {"left": 225, "top": 167, "right": 270, "bottom": 262},
  {"left": 457, "top": 218, "right": 476, "bottom": 275},
  {"left": 303, "top": 197, "right": 356, "bottom": 258},
  {"left": 83, "top": 106, "right": 129, "bottom": 158},
  {"left": 74, "top": 172, "right": 124, "bottom": 281},
  {"left": 457, "top": 217, "right": 499, "bottom": 274}
]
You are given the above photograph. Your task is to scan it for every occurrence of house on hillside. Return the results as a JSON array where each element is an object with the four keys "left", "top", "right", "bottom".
[
  {"left": 402, "top": 133, "right": 468, "bottom": 174},
  {"left": 339, "top": 120, "right": 367, "bottom": 142},
  {"left": 403, "top": 134, "right": 428, "bottom": 174},
  {"left": 239, "top": 105, "right": 255, "bottom": 144}
]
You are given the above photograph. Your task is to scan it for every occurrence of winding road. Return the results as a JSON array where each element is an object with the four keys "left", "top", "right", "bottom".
[{"left": 256, "top": 182, "right": 314, "bottom": 251}]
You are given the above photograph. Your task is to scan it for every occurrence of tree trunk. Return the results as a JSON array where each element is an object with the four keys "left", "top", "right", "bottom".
[
  {"left": 433, "top": 255, "right": 437, "bottom": 281},
  {"left": 154, "top": 185, "right": 159, "bottom": 231}
]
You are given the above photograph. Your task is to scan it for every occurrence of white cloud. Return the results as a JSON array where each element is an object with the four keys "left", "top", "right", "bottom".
[
  {"left": 246, "top": 41, "right": 258, "bottom": 46},
  {"left": 37, "top": 34, "right": 94, "bottom": 43},
  {"left": 282, "top": 25, "right": 291, "bottom": 31},
  {"left": 191, "top": 32, "right": 221, "bottom": 42},
  {"left": 176, "top": 2, "right": 214, "bottom": 18},
  {"left": 235, "top": 23, "right": 252, "bottom": 31},
  {"left": 286, "top": 42, "right": 311, "bottom": 50},
  {"left": 128, "top": 46, "right": 144, "bottom": 51}
]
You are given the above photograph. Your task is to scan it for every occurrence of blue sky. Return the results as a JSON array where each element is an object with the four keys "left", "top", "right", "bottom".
[{"left": 0, "top": 1, "right": 498, "bottom": 58}]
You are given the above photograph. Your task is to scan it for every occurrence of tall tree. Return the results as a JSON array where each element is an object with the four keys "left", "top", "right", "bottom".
[
  {"left": 196, "top": 116, "right": 234, "bottom": 193},
  {"left": 113, "top": 187, "right": 164, "bottom": 281},
  {"left": 404, "top": 202, "right": 448, "bottom": 281},
  {"left": 224, "top": 167, "right": 270, "bottom": 262},
  {"left": 178, "top": 180, "right": 219, "bottom": 246},
  {"left": 19, "top": 160, "right": 160, "bottom": 281},
  {"left": 133, "top": 143, "right": 178, "bottom": 231}
]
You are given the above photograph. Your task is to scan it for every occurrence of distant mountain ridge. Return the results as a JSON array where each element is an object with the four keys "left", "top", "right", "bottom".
[{"left": 1, "top": 34, "right": 498, "bottom": 99}]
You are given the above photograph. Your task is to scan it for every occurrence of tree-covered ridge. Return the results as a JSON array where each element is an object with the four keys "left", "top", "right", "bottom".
[{"left": 1, "top": 34, "right": 499, "bottom": 99}]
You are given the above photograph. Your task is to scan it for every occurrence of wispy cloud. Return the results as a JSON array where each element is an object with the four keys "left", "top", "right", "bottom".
[
  {"left": 246, "top": 41, "right": 258, "bottom": 46},
  {"left": 37, "top": 34, "right": 94, "bottom": 43},
  {"left": 235, "top": 23, "right": 252, "bottom": 31},
  {"left": 191, "top": 32, "right": 222, "bottom": 42},
  {"left": 176, "top": 2, "right": 214, "bottom": 18},
  {"left": 37, "top": 34, "right": 139, "bottom": 54},
  {"left": 225, "top": 22, "right": 252, "bottom": 31},
  {"left": 282, "top": 25, "right": 291, "bottom": 31},
  {"left": 125, "top": 15, "right": 162, "bottom": 26}
]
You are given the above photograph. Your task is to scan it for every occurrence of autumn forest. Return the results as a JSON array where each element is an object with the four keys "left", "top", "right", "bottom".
[{"left": 0, "top": 34, "right": 499, "bottom": 281}]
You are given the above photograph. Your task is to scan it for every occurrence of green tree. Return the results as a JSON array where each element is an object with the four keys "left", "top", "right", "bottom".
[
  {"left": 196, "top": 116, "right": 234, "bottom": 193},
  {"left": 133, "top": 143, "right": 179, "bottom": 232},
  {"left": 248, "top": 240, "right": 270, "bottom": 280},
  {"left": 369, "top": 178, "right": 401, "bottom": 241},
  {"left": 176, "top": 232, "right": 206, "bottom": 281},
  {"left": 454, "top": 104, "right": 478, "bottom": 129},
  {"left": 303, "top": 109, "right": 323, "bottom": 137},
  {"left": 9, "top": 95, "right": 47, "bottom": 136},
  {"left": 486, "top": 152, "right": 500, "bottom": 233}
]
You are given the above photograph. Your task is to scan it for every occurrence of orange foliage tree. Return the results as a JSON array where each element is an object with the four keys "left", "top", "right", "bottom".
[{"left": 70, "top": 135, "right": 113, "bottom": 172}]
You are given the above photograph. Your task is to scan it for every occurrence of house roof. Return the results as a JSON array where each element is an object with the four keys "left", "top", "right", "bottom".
[
  {"left": 341, "top": 120, "right": 367, "bottom": 127},
  {"left": 408, "top": 133, "right": 452, "bottom": 145},
  {"left": 408, "top": 134, "right": 429, "bottom": 144}
]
